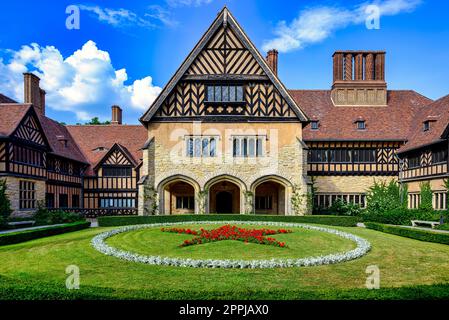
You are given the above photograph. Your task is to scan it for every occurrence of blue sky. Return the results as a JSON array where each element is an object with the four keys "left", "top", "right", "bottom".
[{"left": 0, "top": 0, "right": 448, "bottom": 124}]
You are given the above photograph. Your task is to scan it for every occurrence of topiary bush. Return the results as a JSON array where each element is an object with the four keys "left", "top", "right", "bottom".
[
  {"left": 0, "top": 180, "right": 12, "bottom": 229},
  {"left": 419, "top": 181, "right": 434, "bottom": 213}
]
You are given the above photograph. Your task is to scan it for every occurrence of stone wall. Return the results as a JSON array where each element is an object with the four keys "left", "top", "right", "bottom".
[
  {"left": 138, "top": 122, "right": 310, "bottom": 216},
  {"left": 3, "top": 176, "right": 45, "bottom": 218},
  {"left": 313, "top": 175, "right": 395, "bottom": 194}
]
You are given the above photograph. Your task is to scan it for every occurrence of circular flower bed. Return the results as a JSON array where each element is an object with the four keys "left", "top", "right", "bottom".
[{"left": 92, "top": 221, "right": 371, "bottom": 269}]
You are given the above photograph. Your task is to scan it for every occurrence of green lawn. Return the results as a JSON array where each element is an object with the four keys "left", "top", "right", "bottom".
[
  {"left": 106, "top": 224, "right": 355, "bottom": 260},
  {"left": 1, "top": 224, "right": 449, "bottom": 299}
]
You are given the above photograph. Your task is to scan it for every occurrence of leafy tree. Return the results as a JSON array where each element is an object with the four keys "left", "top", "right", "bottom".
[
  {"left": 365, "top": 180, "right": 403, "bottom": 216},
  {"left": 84, "top": 117, "right": 111, "bottom": 125},
  {"left": 0, "top": 180, "right": 12, "bottom": 227},
  {"left": 419, "top": 181, "right": 433, "bottom": 212}
]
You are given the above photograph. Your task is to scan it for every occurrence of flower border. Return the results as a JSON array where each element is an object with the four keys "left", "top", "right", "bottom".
[{"left": 91, "top": 221, "right": 371, "bottom": 269}]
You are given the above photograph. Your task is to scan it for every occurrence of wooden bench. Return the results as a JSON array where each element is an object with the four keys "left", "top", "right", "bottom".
[
  {"left": 8, "top": 221, "right": 36, "bottom": 227},
  {"left": 411, "top": 220, "right": 440, "bottom": 229}
]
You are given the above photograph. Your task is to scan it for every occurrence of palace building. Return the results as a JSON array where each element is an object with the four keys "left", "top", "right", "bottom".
[{"left": 1, "top": 7, "right": 448, "bottom": 217}]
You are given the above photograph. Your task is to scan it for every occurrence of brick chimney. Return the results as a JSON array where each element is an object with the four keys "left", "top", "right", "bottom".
[
  {"left": 331, "top": 51, "right": 387, "bottom": 106},
  {"left": 266, "top": 49, "right": 278, "bottom": 76},
  {"left": 111, "top": 105, "right": 122, "bottom": 125},
  {"left": 24, "top": 73, "right": 45, "bottom": 115}
]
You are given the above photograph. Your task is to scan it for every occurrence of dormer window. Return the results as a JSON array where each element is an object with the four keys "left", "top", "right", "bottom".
[
  {"left": 311, "top": 121, "right": 320, "bottom": 130},
  {"left": 356, "top": 120, "right": 366, "bottom": 130},
  {"left": 423, "top": 121, "right": 430, "bottom": 132}
]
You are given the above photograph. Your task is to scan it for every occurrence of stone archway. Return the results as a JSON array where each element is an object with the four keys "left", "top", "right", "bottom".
[
  {"left": 251, "top": 175, "right": 292, "bottom": 215},
  {"left": 205, "top": 175, "right": 247, "bottom": 214},
  {"left": 157, "top": 175, "right": 201, "bottom": 215}
]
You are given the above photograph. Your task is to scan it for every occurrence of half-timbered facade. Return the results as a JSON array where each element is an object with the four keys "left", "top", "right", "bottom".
[
  {"left": 1, "top": 6, "right": 448, "bottom": 217},
  {"left": 397, "top": 95, "right": 449, "bottom": 210},
  {"left": 139, "top": 8, "right": 310, "bottom": 216}
]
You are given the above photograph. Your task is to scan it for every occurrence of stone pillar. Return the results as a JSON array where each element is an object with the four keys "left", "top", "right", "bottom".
[{"left": 375, "top": 53, "right": 385, "bottom": 81}]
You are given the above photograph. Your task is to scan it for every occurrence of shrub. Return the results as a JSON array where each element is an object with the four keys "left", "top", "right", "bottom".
[
  {"left": 0, "top": 180, "right": 12, "bottom": 228},
  {"left": 329, "top": 199, "right": 362, "bottom": 216},
  {"left": 365, "top": 180, "right": 406, "bottom": 217},
  {"left": 98, "top": 214, "right": 360, "bottom": 227},
  {"left": 437, "top": 224, "right": 449, "bottom": 231},
  {"left": 363, "top": 207, "right": 435, "bottom": 225},
  {"left": 365, "top": 222, "right": 449, "bottom": 245},
  {"left": 33, "top": 206, "right": 83, "bottom": 225},
  {"left": 0, "top": 221, "right": 90, "bottom": 246}
]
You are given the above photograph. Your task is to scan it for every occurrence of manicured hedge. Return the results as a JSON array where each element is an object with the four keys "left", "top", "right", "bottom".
[
  {"left": 1, "top": 275, "right": 449, "bottom": 300},
  {"left": 0, "top": 221, "right": 91, "bottom": 246},
  {"left": 365, "top": 222, "right": 449, "bottom": 245},
  {"left": 98, "top": 214, "right": 360, "bottom": 227}
]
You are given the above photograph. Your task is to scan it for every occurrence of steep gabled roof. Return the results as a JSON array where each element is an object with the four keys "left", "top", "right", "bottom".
[
  {"left": 93, "top": 143, "right": 139, "bottom": 171},
  {"left": 140, "top": 7, "right": 308, "bottom": 123},
  {"left": 398, "top": 94, "right": 449, "bottom": 154},
  {"left": 66, "top": 124, "right": 148, "bottom": 176},
  {"left": 0, "top": 104, "right": 32, "bottom": 137},
  {"left": 0, "top": 93, "right": 17, "bottom": 104},
  {"left": 290, "top": 90, "right": 433, "bottom": 141}
]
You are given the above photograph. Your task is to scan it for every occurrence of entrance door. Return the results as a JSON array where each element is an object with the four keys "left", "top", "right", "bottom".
[{"left": 216, "top": 191, "right": 233, "bottom": 213}]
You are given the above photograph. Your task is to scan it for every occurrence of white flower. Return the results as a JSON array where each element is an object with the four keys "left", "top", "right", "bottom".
[{"left": 91, "top": 221, "right": 371, "bottom": 269}]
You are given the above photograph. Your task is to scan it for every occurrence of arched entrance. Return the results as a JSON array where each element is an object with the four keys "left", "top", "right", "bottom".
[
  {"left": 252, "top": 176, "right": 291, "bottom": 215},
  {"left": 208, "top": 180, "right": 241, "bottom": 214},
  {"left": 157, "top": 175, "right": 200, "bottom": 215},
  {"left": 216, "top": 191, "right": 233, "bottom": 213}
]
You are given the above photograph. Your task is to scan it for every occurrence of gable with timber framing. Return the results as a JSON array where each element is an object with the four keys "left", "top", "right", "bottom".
[
  {"left": 141, "top": 7, "right": 308, "bottom": 122},
  {"left": 94, "top": 144, "right": 137, "bottom": 171},
  {"left": 12, "top": 109, "right": 49, "bottom": 148}
]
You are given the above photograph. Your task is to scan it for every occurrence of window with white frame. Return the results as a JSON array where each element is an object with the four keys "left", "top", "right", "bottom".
[
  {"left": 232, "top": 136, "right": 265, "bottom": 158},
  {"left": 186, "top": 136, "right": 218, "bottom": 158}
]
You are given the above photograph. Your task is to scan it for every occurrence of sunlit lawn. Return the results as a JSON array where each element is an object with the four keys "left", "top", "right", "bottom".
[{"left": 1, "top": 224, "right": 449, "bottom": 299}]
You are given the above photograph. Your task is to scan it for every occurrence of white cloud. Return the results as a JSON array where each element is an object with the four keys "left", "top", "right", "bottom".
[
  {"left": 166, "top": 0, "right": 213, "bottom": 8},
  {"left": 262, "top": 0, "right": 422, "bottom": 53},
  {"left": 79, "top": 4, "right": 178, "bottom": 28},
  {"left": 0, "top": 41, "right": 162, "bottom": 121}
]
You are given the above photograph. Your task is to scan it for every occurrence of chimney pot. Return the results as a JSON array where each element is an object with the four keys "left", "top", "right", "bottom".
[
  {"left": 111, "top": 105, "right": 122, "bottom": 125},
  {"left": 266, "top": 49, "right": 278, "bottom": 76}
]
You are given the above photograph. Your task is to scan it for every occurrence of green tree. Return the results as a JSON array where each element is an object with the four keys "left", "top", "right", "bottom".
[
  {"left": 365, "top": 180, "right": 403, "bottom": 216},
  {"left": 85, "top": 117, "right": 111, "bottom": 125},
  {"left": 419, "top": 181, "right": 433, "bottom": 212},
  {"left": 0, "top": 180, "right": 12, "bottom": 227}
]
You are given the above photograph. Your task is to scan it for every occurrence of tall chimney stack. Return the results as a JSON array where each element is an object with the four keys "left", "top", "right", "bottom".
[
  {"left": 331, "top": 51, "right": 387, "bottom": 107},
  {"left": 266, "top": 49, "right": 278, "bottom": 76},
  {"left": 111, "top": 105, "right": 122, "bottom": 125},
  {"left": 24, "top": 73, "right": 45, "bottom": 115}
]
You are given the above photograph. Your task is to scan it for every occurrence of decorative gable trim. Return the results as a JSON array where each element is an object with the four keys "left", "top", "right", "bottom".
[
  {"left": 11, "top": 107, "right": 51, "bottom": 150},
  {"left": 94, "top": 143, "right": 138, "bottom": 171},
  {"left": 140, "top": 7, "right": 308, "bottom": 123}
]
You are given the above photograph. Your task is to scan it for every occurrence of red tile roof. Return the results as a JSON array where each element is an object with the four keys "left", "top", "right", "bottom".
[
  {"left": 0, "top": 104, "right": 31, "bottom": 137},
  {"left": 37, "top": 114, "right": 88, "bottom": 164},
  {"left": 0, "top": 104, "right": 87, "bottom": 164},
  {"left": 0, "top": 93, "right": 17, "bottom": 104},
  {"left": 289, "top": 90, "right": 433, "bottom": 141},
  {"left": 398, "top": 94, "right": 449, "bottom": 153},
  {"left": 66, "top": 125, "right": 148, "bottom": 175}
]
